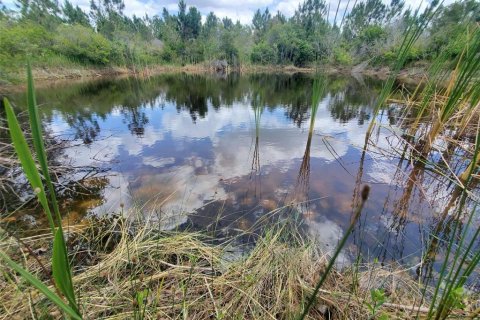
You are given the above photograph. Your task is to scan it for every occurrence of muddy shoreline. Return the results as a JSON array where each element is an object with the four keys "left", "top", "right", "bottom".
[{"left": 0, "top": 63, "right": 426, "bottom": 93}]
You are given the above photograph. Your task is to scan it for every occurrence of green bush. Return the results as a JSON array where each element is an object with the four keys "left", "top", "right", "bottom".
[
  {"left": 379, "top": 50, "right": 397, "bottom": 64},
  {"left": 53, "top": 24, "right": 112, "bottom": 64},
  {"left": 134, "top": 45, "right": 163, "bottom": 65},
  {"left": 219, "top": 32, "right": 240, "bottom": 66},
  {"left": 404, "top": 45, "right": 424, "bottom": 63},
  {"left": 360, "top": 25, "right": 386, "bottom": 44},
  {"left": 438, "top": 31, "right": 470, "bottom": 59},
  {"left": 333, "top": 47, "right": 353, "bottom": 65},
  {"left": 108, "top": 41, "right": 128, "bottom": 66},
  {"left": 161, "top": 45, "right": 175, "bottom": 63},
  {"left": 377, "top": 45, "right": 425, "bottom": 66},
  {"left": 184, "top": 40, "right": 204, "bottom": 64},
  {"left": 0, "top": 19, "right": 52, "bottom": 58},
  {"left": 251, "top": 42, "right": 277, "bottom": 64},
  {"left": 292, "top": 39, "right": 314, "bottom": 67}
]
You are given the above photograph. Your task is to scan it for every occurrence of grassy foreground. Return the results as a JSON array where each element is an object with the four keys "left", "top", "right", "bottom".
[{"left": 0, "top": 214, "right": 453, "bottom": 320}]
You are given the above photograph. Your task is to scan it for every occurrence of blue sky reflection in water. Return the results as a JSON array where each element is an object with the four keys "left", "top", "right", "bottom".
[{"left": 10, "top": 73, "right": 465, "bottom": 267}]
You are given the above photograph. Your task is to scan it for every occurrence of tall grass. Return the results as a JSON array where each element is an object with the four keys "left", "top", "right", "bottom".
[
  {"left": 365, "top": 1, "right": 442, "bottom": 144},
  {"left": 419, "top": 26, "right": 480, "bottom": 158},
  {"left": 251, "top": 93, "right": 263, "bottom": 173},
  {"left": 1, "top": 64, "right": 81, "bottom": 319},
  {"left": 358, "top": 3, "right": 480, "bottom": 319},
  {"left": 402, "top": 39, "right": 452, "bottom": 137},
  {"left": 298, "top": 185, "right": 370, "bottom": 319},
  {"left": 425, "top": 122, "right": 480, "bottom": 320},
  {"left": 386, "top": 13, "right": 480, "bottom": 320},
  {"left": 309, "top": 76, "right": 326, "bottom": 134},
  {"left": 296, "top": 76, "right": 327, "bottom": 208}
]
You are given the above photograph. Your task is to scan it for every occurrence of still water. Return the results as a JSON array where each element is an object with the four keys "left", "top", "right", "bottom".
[{"left": 6, "top": 73, "right": 471, "bottom": 268}]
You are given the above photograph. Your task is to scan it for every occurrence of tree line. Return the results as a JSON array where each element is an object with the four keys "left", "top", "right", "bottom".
[{"left": 0, "top": 0, "right": 479, "bottom": 73}]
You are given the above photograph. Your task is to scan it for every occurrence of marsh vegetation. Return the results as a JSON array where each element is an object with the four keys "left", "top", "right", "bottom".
[
  {"left": 0, "top": 0, "right": 479, "bottom": 82},
  {"left": 1, "top": 0, "right": 480, "bottom": 319}
]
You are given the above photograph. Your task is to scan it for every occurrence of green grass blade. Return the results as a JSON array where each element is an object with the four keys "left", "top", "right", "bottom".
[
  {"left": 24, "top": 65, "right": 78, "bottom": 312},
  {"left": 26, "top": 62, "right": 63, "bottom": 228},
  {"left": 364, "top": 2, "right": 441, "bottom": 142},
  {"left": 5, "top": 67, "right": 80, "bottom": 318},
  {"left": 298, "top": 185, "right": 370, "bottom": 319},
  {"left": 26, "top": 61, "right": 47, "bottom": 174},
  {"left": 52, "top": 228, "right": 79, "bottom": 314},
  {"left": 0, "top": 251, "right": 82, "bottom": 320},
  {"left": 3, "top": 97, "right": 55, "bottom": 233},
  {"left": 309, "top": 76, "right": 327, "bottom": 132}
]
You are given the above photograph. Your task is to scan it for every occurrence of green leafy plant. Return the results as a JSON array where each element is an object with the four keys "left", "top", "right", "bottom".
[
  {"left": 0, "top": 63, "right": 81, "bottom": 319},
  {"left": 366, "top": 288, "right": 386, "bottom": 318},
  {"left": 53, "top": 24, "right": 112, "bottom": 65},
  {"left": 134, "top": 288, "right": 149, "bottom": 320},
  {"left": 333, "top": 46, "right": 352, "bottom": 65},
  {"left": 250, "top": 41, "right": 278, "bottom": 64}
]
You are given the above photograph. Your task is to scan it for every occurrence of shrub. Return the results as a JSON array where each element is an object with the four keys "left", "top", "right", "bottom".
[
  {"left": 377, "top": 45, "right": 425, "bottom": 66},
  {"left": 134, "top": 44, "right": 163, "bottom": 65},
  {"left": 53, "top": 24, "right": 112, "bottom": 65},
  {"left": 292, "top": 39, "right": 314, "bottom": 67},
  {"left": 333, "top": 47, "right": 353, "bottom": 65},
  {"left": 251, "top": 42, "right": 277, "bottom": 64},
  {"left": 108, "top": 40, "right": 128, "bottom": 66},
  {"left": 0, "top": 19, "right": 52, "bottom": 58},
  {"left": 404, "top": 45, "right": 424, "bottom": 63},
  {"left": 360, "top": 25, "right": 386, "bottom": 44},
  {"left": 161, "top": 45, "right": 175, "bottom": 63},
  {"left": 378, "top": 50, "right": 397, "bottom": 65},
  {"left": 219, "top": 31, "right": 239, "bottom": 66}
]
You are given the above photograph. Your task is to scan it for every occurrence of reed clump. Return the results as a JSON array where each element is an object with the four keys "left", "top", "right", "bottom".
[
  {"left": 2, "top": 214, "right": 464, "bottom": 320},
  {"left": 382, "top": 24, "right": 480, "bottom": 320}
]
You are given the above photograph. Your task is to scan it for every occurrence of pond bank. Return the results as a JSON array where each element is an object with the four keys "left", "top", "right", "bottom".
[
  {"left": 2, "top": 215, "right": 467, "bottom": 320},
  {"left": 0, "top": 63, "right": 425, "bottom": 93}
]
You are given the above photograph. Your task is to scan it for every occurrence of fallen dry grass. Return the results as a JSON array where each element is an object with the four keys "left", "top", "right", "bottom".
[{"left": 0, "top": 215, "right": 476, "bottom": 319}]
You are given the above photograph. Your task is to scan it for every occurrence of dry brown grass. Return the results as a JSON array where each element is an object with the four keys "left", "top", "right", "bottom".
[{"left": 0, "top": 215, "right": 470, "bottom": 320}]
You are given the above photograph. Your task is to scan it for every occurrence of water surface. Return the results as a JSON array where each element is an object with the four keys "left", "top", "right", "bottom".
[{"left": 7, "top": 73, "right": 474, "bottom": 269}]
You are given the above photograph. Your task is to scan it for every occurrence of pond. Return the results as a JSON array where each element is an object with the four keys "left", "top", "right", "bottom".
[{"left": 5, "top": 72, "right": 476, "bottom": 270}]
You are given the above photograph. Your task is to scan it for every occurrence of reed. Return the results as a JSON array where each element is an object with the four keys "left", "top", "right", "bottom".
[
  {"left": 251, "top": 93, "right": 263, "bottom": 173},
  {"left": 394, "top": 27, "right": 480, "bottom": 318},
  {"left": 395, "top": 55, "right": 480, "bottom": 320},
  {"left": 295, "top": 75, "right": 327, "bottom": 209},
  {"left": 309, "top": 76, "right": 326, "bottom": 134},
  {"left": 398, "top": 25, "right": 479, "bottom": 188},
  {"left": 365, "top": 2, "right": 441, "bottom": 144},
  {"left": 420, "top": 27, "right": 480, "bottom": 157},
  {"left": 1, "top": 64, "right": 81, "bottom": 319},
  {"left": 403, "top": 41, "right": 452, "bottom": 137},
  {"left": 298, "top": 185, "right": 370, "bottom": 319},
  {"left": 426, "top": 121, "right": 480, "bottom": 320}
]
